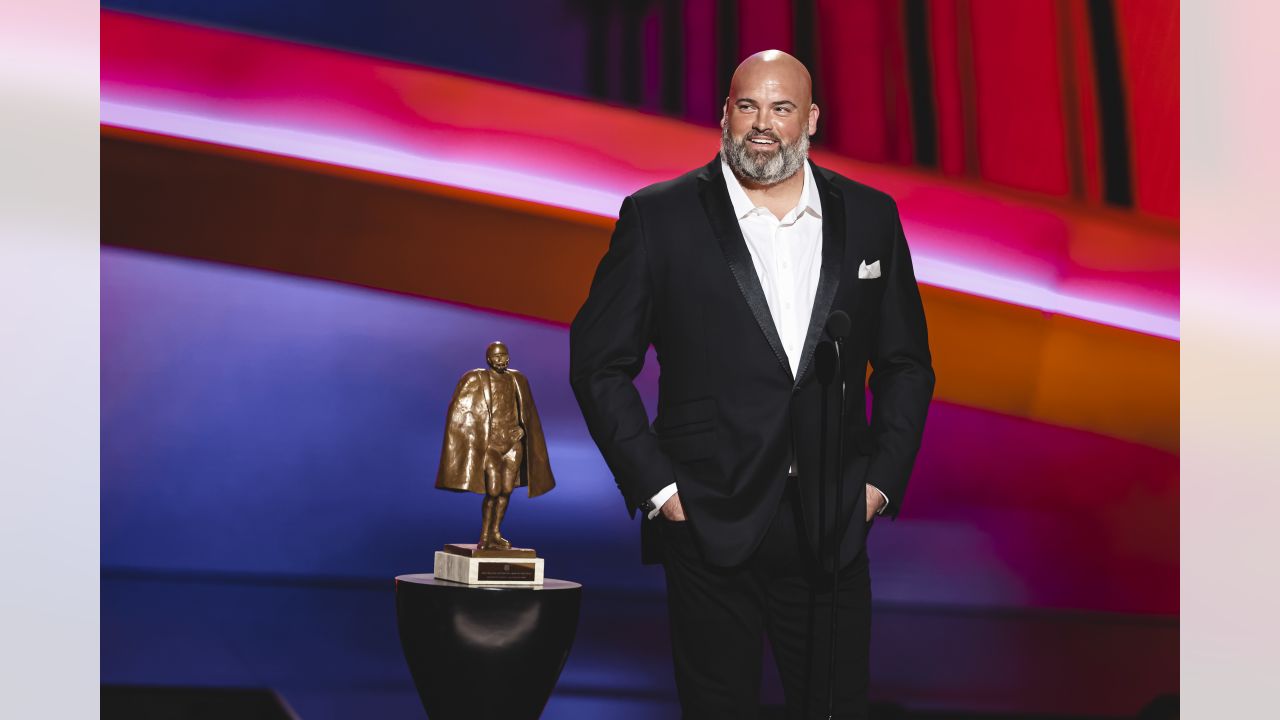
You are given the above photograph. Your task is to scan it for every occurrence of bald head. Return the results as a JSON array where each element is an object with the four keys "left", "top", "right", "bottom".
[
  {"left": 728, "top": 50, "right": 813, "bottom": 108},
  {"left": 720, "top": 50, "right": 819, "bottom": 186}
]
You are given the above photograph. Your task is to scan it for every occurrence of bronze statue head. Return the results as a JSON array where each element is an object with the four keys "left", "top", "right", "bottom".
[{"left": 486, "top": 341, "right": 510, "bottom": 372}]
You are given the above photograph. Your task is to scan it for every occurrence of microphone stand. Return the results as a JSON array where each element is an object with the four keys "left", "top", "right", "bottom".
[
  {"left": 826, "top": 336, "right": 848, "bottom": 719},
  {"left": 809, "top": 340, "right": 837, "bottom": 720},
  {"left": 822, "top": 311, "right": 852, "bottom": 720}
]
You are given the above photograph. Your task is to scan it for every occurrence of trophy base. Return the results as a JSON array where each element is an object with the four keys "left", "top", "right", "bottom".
[
  {"left": 443, "top": 543, "right": 537, "bottom": 559},
  {"left": 435, "top": 550, "right": 545, "bottom": 586}
]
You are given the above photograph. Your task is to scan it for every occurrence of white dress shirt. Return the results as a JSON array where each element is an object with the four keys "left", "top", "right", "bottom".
[{"left": 648, "top": 160, "right": 888, "bottom": 519}]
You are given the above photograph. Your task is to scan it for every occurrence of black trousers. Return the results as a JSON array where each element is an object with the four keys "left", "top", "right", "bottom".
[{"left": 659, "top": 478, "right": 873, "bottom": 719}]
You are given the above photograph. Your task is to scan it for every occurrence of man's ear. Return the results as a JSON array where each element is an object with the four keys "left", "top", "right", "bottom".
[
  {"left": 808, "top": 103, "right": 821, "bottom": 136},
  {"left": 721, "top": 97, "right": 731, "bottom": 127}
]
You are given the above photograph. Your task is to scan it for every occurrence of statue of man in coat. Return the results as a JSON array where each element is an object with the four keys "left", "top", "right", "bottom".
[{"left": 436, "top": 341, "right": 555, "bottom": 550}]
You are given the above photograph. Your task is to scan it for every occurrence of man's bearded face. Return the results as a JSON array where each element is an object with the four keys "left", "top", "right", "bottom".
[{"left": 720, "top": 108, "right": 810, "bottom": 185}]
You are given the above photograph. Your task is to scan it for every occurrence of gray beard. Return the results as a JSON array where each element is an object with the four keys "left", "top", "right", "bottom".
[{"left": 720, "top": 124, "right": 809, "bottom": 186}]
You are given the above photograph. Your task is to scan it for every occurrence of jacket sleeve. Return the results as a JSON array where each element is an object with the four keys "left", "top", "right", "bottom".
[
  {"left": 863, "top": 199, "right": 936, "bottom": 519},
  {"left": 569, "top": 195, "right": 675, "bottom": 517}
]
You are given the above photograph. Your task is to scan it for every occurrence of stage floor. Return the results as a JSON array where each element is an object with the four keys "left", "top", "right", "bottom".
[{"left": 102, "top": 571, "right": 1175, "bottom": 719}]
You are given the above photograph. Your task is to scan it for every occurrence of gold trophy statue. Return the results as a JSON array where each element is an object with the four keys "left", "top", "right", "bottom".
[{"left": 434, "top": 341, "right": 555, "bottom": 584}]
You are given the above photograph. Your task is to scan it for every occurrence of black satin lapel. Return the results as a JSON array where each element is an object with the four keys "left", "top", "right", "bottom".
[
  {"left": 794, "top": 162, "right": 847, "bottom": 387},
  {"left": 697, "top": 158, "right": 792, "bottom": 380}
]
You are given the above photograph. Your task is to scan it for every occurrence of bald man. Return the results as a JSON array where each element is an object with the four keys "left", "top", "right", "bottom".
[{"left": 571, "top": 51, "right": 934, "bottom": 718}]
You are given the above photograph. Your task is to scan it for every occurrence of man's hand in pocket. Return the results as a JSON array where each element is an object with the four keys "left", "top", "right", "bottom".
[{"left": 661, "top": 492, "right": 686, "bottom": 522}]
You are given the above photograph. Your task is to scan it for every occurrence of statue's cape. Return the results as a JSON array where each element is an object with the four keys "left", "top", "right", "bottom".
[{"left": 435, "top": 368, "right": 555, "bottom": 497}]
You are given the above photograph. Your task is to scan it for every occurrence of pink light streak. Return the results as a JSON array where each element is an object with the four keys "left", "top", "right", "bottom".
[{"left": 101, "top": 97, "right": 1178, "bottom": 340}]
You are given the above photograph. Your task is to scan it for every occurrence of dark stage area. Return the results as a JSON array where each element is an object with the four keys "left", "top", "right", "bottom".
[{"left": 102, "top": 571, "right": 1175, "bottom": 719}]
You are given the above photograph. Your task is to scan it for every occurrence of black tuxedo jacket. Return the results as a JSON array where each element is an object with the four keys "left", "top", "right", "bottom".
[{"left": 570, "top": 156, "right": 935, "bottom": 568}]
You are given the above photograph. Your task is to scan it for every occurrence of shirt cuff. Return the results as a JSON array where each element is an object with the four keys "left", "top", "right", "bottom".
[
  {"left": 868, "top": 484, "right": 889, "bottom": 515},
  {"left": 648, "top": 483, "right": 679, "bottom": 520}
]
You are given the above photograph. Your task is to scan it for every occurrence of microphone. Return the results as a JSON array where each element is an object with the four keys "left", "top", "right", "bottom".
[
  {"left": 817, "top": 310, "right": 850, "bottom": 385},
  {"left": 825, "top": 310, "right": 851, "bottom": 344}
]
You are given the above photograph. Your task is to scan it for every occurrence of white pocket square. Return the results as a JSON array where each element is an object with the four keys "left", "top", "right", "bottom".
[{"left": 858, "top": 259, "right": 881, "bottom": 279}]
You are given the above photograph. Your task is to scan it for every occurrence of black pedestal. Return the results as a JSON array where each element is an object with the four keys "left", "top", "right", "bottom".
[{"left": 395, "top": 574, "right": 582, "bottom": 719}]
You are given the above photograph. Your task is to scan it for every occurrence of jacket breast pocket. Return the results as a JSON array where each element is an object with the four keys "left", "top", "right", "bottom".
[{"left": 656, "top": 397, "right": 717, "bottom": 462}]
